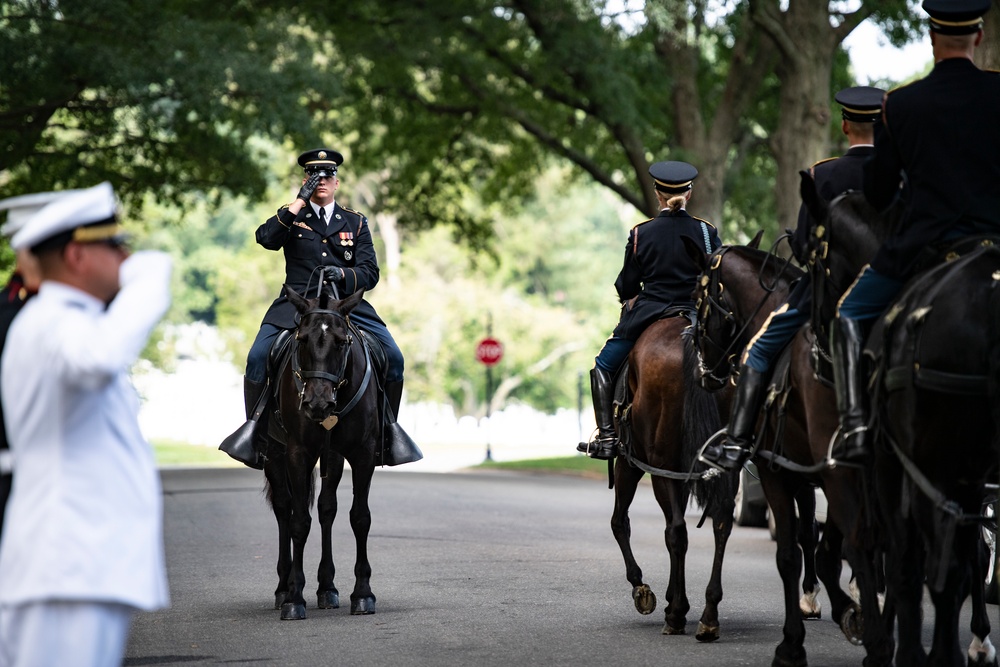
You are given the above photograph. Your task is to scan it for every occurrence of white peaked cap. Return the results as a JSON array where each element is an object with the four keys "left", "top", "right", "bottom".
[
  {"left": 12, "top": 182, "right": 120, "bottom": 251},
  {"left": 0, "top": 190, "right": 76, "bottom": 237}
]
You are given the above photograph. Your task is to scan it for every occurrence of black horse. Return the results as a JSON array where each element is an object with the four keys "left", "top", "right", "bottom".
[
  {"left": 264, "top": 285, "right": 381, "bottom": 621},
  {"left": 688, "top": 237, "right": 893, "bottom": 666},
  {"left": 806, "top": 187, "right": 1000, "bottom": 667},
  {"left": 610, "top": 315, "right": 738, "bottom": 640}
]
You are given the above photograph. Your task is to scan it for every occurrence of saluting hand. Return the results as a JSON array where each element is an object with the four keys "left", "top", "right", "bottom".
[{"left": 296, "top": 173, "right": 322, "bottom": 204}]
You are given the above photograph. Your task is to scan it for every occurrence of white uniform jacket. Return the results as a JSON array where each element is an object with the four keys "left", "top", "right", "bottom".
[{"left": 0, "top": 251, "right": 172, "bottom": 611}]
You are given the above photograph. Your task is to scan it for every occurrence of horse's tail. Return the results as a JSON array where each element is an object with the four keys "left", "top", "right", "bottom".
[{"left": 682, "top": 339, "right": 734, "bottom": 509}]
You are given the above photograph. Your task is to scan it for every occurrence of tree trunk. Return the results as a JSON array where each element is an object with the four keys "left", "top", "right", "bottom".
[
  {"left": 975, "top": 0, "right": 1000, "bottom": 70},
  {"left": 752, "top": 0, "right": 871, "bottom": 242}
]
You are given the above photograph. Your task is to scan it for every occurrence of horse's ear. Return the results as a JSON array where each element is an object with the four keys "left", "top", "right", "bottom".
[
  {"left": 747, "top": 230, "right": 764, "bottom": 249},
  {"left": 285, "top": 284, "right": 311, "bottom": 314},
  {"left": 339, "top": 289, "right": 366, "bottom": 316},
  {"left": 799, "top": 169, "right": 828, "bottom": 223},
  {"left": 681, "top": 235, "right": 708, "bottom": 270}
]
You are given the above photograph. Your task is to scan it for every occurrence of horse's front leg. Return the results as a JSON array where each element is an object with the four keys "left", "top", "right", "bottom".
[
  {"left": 696, "top": 471, "right": 736, "bottom": 643},
  {"left": 316, "top": 453, "right": 346, "bottom": 610},
  {"left": 967, "top": 527, "right": 997, "bottom": 667},
  {"left": 348, "top": 461, "right": 376, "bottom": 614},
  {"left": 653, "top": 478, "right": 691, "bottom": 635},
  {"left": 762, "top": 475, "right": 808, "bottom": 667},
  {"left": 280, "top": 462, "right": 315, "bottom": 620},
  {"left": 794, "top": 485, "right": 822, "bottom": 620},
  {"left": 265, "top": 461, "right": 293, "bottom": 611}
]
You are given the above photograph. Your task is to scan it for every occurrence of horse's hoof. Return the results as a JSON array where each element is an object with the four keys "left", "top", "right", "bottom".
[
  {"left": 967, "top": 634, "right": 998, "bottom": 667},
  {"left": 772, "top": 646, "right": 808, "bottom": 667},
  {"left": 632, "top": 584, "right": 656, "bottom": 615},
  {"left": 799, "top": 588, "right": 822, "bottom": 620},
  {"left": 695, "top": 622, "right": 720, "bottom": 643},
  {"left": 280, "top": 602, "right": 307, "bottom": 620},
  {"left": 350, "top": 596, "right": 376, "bottom": 615},
  {"left": 274, "top": 593, "right": 286, "bottom": 610},
  {"left": 661, "top": 622, "right": 685, "bottom": 635},
  {"left": 839, "top": 605, "right": 864, "bottom": 646},
  {"left": 317, "top": 591, "right": 340, "bottom": 609}
]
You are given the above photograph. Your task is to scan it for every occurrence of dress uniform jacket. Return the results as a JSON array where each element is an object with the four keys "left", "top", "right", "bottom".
[
  {"left": 0, "top": 252, "right": 171, "bottom": 612},
  {"left": 256, "top": 201, "right": 387, "bottom": 329},
  {"left": 613, "top": 209, "right": 721, "bottom": 340},
  {"left": 864, "top": 58, "right": 1000, "bottom": 279}
]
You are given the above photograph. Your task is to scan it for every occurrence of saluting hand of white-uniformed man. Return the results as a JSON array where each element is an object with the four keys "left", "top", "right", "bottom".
[{"left": 296, "top": 173, "right": 322, "bottom": 203}]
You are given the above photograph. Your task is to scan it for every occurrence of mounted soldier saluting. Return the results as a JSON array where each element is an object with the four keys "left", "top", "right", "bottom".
[
  {"left": 577, "top": 161, "right": 721, "bottom": 460},
  {"left": 221, "top": 148, "right": 420, "bottom": 468}
]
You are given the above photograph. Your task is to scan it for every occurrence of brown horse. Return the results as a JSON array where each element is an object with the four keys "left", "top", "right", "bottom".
[
  {"left": 610, "top": 314, "right": 738, "bottom": 640},
  {"left": 687, "top": 238, "right": 893, "bottom": 667},
  {"left": 264, "top": 285, "right": 381, "bottom": 620}
]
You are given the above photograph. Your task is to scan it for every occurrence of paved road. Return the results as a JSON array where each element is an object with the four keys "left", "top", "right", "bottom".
[{"left": 125, "top": 467, "right": 991, "bottom": 667}]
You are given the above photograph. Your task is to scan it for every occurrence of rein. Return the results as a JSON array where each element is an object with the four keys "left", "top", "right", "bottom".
[
  {"left": 292, "top": 309, "right": 373, "bottom": 422},
  {"left": 695, "top": 242, "right": 793, "bottom": 387}
]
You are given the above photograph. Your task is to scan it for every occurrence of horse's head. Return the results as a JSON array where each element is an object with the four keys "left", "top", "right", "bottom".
[
  {"left": 286, "top": 284, "right": 365, "bottom": 423},
  {"left": 799, "top": 170, "right": 899, "bottom": 332},
  {"left": 686, "top": 234, "right": 801, "bottom": 391}
]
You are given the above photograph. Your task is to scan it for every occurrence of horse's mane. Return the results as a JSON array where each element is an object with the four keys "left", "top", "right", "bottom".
[
  {"left": 827, "top": 190, "right": 899, "bottom": 247},
  {"left": 728, "top": 244, "right": 804, "bottom": 290}
]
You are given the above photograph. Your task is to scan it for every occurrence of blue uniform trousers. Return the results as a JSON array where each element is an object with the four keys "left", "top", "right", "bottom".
[
  {"left": 741, "top": 304, "right": 810, "bottom": 374},
  {"left": 594, "top": 337, "right": 633, "bottom": 375},
  {"left": 835, "top": 265, "right": 906, "bottom": 324}
]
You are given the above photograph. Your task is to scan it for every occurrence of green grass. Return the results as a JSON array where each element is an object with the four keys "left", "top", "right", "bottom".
[
  {"left": 152, "top": 440, "right": 236, "bottom": 467},
  {"left": 474, "top": 455, "right": 608, "bottom": 478}
]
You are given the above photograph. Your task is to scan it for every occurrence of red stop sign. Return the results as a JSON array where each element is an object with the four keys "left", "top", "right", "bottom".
[{"left": 476, "top": 337, "right": 503, "bottom": 366}]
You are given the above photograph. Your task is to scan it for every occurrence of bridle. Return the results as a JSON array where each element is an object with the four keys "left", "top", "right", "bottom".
[
  {"left": 291, "top": 306, "right": 372, "bottom": 420},
  {"left": 693, "top": 240, "right": 796, "bottom": 389}
]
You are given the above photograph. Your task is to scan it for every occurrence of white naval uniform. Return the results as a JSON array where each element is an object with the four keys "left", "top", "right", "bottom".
[{"left": 0, "top": 251, "right": 172, "bottom": 667}]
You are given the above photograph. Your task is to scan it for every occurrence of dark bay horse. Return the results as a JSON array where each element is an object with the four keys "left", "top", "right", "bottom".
[
  {"left": 688, "top": 238, "right": 893, "bottom": 667},
  {"left": 264, "top": 285, "right": 380, "bottom": 621},
  {"left": 610, "top": 314, "right": 738, "bottom": 640},
  {"left": 805, "top": 186, "right": 1000, "bottom": 666}
]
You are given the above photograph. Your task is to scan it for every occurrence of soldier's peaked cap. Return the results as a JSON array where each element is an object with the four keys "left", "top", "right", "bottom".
[
  {"left": 0, "top": 190, "right": 76, "bottom": 238},
  {"left": 834, "top": 86, "right": 885, "bottom": 123},
  {"left": 922, "top": 0, "right": 990, "bottom": 34},
  {"left": 12, "top": 182, "right": 128, "bottom": 252},
  {"left": 649, "top": 161, "right": 698, "bottom": 194},
  {"left": 297, "top": 148, "right": 344, "bottom": 175}
]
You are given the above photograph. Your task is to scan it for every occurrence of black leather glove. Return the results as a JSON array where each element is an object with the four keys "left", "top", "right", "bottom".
[
  {"left": 324, "top": 267, "right": 345, "bottom": 283},
  {"left": 296, "top": 173, "right": 321, "bottom": 203}
]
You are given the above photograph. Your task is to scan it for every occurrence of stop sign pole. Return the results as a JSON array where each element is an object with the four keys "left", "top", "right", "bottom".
[{"left": 475, "top": 316, "right": 503, "bottom": 461}]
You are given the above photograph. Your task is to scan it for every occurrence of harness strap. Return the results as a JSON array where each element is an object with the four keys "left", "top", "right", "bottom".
[{"left": 885, "top": 365, "right": 988, "bottom": 395}]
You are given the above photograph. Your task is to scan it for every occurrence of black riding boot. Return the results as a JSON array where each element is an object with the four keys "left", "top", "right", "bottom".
[
  {"left": 218, "top": 377, "right": 266, "bottom": 469},
  {"left": 382, "top": 379, "right": 423, "bottom": 466},
  {"left": 699, "top": 366, "right": 768, "bottom": 471},
  {"left": 830, "top": 317, "right": 869, "bottom": 462},
  {"left": 576, "top": 367, "right": 618, "bottom": 460}
]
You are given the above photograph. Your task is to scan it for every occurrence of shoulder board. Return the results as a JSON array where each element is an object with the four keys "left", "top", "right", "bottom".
[
  {"left": 811, "top": 156, "right": 837, "bottom": 169},
  {"left": 632, "top": 217, "right": 654, "bottom": 230},
  {"left": 987, "top": 69, "right": 1000, "bottom": 75},
  {"left": 885, "top": 79, "right": 919, "bottom": 97},
  {"left": 691, "top": 216, "right": 716, "bottom": 229},
  {"left": 340, "top": 205, "right": 365, "bottom": 220}
]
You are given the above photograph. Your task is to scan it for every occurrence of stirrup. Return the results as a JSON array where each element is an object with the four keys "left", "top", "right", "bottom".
[
  {"left": 576, "top": 437, "right": 616, "bottom": 460},
  {"left": 697, "top": 429, "right": 751, "bottom": 472},
  {"left": 829, "top": 425, "right": 868, "bottom": 465}
]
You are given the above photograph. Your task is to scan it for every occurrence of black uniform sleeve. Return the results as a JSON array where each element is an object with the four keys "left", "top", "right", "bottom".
[
  {"left": 863, "top": 107, "right": 904, "bottom": 213},
  {"left": 340, "top": 212, "right": 380, "bottom": 295},
  {"left": 614, "top": 229, "right": 641, "bottom": 302},
  {"left": 255, "top": 207, "right": 296, "bottom": 250}
]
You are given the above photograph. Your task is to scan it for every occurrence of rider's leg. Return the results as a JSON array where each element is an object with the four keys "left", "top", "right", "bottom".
[
  {"left": 576, "top": 338, "right": 631, "bottom": 460},
  {"left": 830, "top": 266, "right": 902, "bottom": 461},
  {"left": 220, "top": 323, "right": 282, "bottom": 469},
  {"left": 700, "top": 302, "right": 807, "bottom": 471}
]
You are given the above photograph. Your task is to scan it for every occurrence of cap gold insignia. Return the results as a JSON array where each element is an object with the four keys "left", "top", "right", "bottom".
[{"left": 318, "top": 151, "right": 328, "bottom": 159}]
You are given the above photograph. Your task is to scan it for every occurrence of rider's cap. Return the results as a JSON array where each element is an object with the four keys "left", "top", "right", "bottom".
[
  {"left": 0, "top": 190, "right": 75, "bottom": 238},
  {"left": 835, "top": 86, "right": 885, "bottom": 123},
  {"left": 649, "top": 161, "right": 698, "bottom": 195},
  {"left": 922, "top": 0, "right": 990, "bottom": 34},
  {"left": 12, "top": 182, "right": 129, "bottom": 253},
  {"left": 298, "top": 148, "right": 344, "bottom": 177}
]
